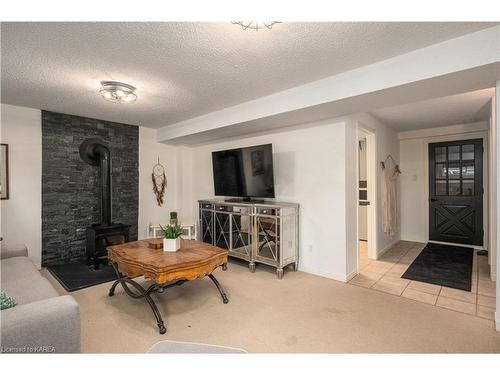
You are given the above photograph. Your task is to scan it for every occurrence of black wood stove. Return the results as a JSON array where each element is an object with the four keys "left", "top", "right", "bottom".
[{"left": 79, "top": 138, "right": 129, "bottom": 269}]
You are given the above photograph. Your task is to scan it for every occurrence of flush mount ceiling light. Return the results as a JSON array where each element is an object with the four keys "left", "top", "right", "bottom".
[
  {"left": 231, "top": 21, "right": 281, "bottom": 31},
  {"left": 99, "top": 81, "right": 137, "bottom": 104}
]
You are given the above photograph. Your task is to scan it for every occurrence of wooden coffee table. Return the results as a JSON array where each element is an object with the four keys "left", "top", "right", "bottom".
[{"left": 107, "top": 239, "right": 229, "bottom": 334}]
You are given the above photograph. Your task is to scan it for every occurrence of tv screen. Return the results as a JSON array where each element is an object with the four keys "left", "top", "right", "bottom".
[{"left": 212, "top": 144, "right": 275, "bottom": 199}]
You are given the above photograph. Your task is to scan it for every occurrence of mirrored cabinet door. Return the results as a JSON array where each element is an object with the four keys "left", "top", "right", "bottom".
[
  {"left": 200, "top": 206, "right": 214, "bottom": 245},
  {"left": 229, "top": 206, "right": 252, "bottom": 260},
  {"left": 214, "top": 207, "right": 231, "bottom": 250},
  {"left": 255, "top": 215, "right": 280, "bottom": 264}
]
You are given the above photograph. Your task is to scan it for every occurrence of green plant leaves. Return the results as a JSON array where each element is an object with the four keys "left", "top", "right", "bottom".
[{"left": 159, "top": 223, "right": 183, "bottom": 239}]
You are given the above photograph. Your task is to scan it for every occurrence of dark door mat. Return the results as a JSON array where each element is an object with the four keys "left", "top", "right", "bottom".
[
  {"left": 401, "top": 243, "right": 474, "bottom": 291},
  {"left": 47, "top": 261, "right": 117, "bottom": 292}
]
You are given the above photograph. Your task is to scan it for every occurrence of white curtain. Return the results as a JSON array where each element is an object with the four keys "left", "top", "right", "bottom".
[{"left": 382, "top": 162, "right": 400, "bottom": 238}]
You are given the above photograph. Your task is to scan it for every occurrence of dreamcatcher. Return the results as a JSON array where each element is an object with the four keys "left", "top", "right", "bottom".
[{"left": 152, "top": 158, "right": 166, "bottom": 206}]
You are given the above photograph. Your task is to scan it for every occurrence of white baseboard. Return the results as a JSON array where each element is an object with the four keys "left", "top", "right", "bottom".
[
  {"left": 298, "top": 266, "right": 347, "bottom": 283},
  {"left": 428, "top": 240, "right": 485, "bottom": 250},
  {"left": 376, "top": 238, "right": 401, "bottom": 259},
  {"left": 490, "top": 260, "right": 496, "bottom": 281},
  {"left": 345, "top": 269, "right": 358, "bottom": 282}
]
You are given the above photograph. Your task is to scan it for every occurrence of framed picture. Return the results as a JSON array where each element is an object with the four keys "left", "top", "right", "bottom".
[{"left": 1, "top": 144, "right": 9, "bottom": 200}]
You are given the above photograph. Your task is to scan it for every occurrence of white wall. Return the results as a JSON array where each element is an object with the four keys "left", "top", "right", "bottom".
[
  {"left": 399, "top": 122, "right": 489, "bottom": 247},
  {"left": 176, "top": 146, "right": 194, "bottom": 225},
  {"left": 489, "top": 97, "right": 497, "bottom": 279},
  {"left": 344, "top": 118, "right": 359, "bottom": 277},
  {"left": 495, "top": 81, "right": 500, "bottom": 332},
  {"left": 137, "top": 127, "right": 180, "bottom": 239},
  {"left": 0, "top": 104, "right": 42, "bottom": 268},
  {"left": 399, "top": 138, "right": 426, "bottom": 242},
  {"left": 182, "top": 119, "right": 350, "bottom": 280}
]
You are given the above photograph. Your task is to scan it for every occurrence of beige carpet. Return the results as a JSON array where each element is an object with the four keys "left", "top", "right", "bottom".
[{"left": 41, "top": 261, "right": 500, "bottom": 353}]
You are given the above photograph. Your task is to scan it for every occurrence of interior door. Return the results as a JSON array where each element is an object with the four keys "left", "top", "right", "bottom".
[{"left": 429, "top": 139, "right": 483, "bottom": 246}]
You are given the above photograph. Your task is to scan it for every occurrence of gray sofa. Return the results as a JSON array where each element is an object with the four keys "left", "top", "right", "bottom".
[{"left": 0, "top": 244, "right": 80, "bottom": 353}]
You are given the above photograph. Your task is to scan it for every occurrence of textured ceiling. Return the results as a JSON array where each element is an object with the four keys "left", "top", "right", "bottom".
[
  {"left": 1, "top": 22, "right": 496, "bottom": 128},
  {"left": 370, "top": 88, "right": 495, "bottom": 131}
]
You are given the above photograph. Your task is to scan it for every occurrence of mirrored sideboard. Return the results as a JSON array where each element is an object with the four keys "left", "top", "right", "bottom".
[{"left": 198, "top": 199, "right": 299, "bottom": 279}]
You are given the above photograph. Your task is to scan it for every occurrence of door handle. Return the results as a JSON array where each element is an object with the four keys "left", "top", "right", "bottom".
[{"left": 430, "top": 198, "right": 438, "bottom": 202}]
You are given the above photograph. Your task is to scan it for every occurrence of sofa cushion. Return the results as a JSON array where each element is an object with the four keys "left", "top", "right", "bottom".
[{"left": 1, "top": 257, "right": 59, "bottom": 305}]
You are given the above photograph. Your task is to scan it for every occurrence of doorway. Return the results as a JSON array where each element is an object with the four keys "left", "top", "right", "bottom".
[
  {"left": 358, "top": 138, "right": 369, "bottom": 268},
  {"left": 357, "top": 125, "right": 376, "bottom": 273},
  {"left": 428, "top": 139, "right": 484, "bottom": 246}
]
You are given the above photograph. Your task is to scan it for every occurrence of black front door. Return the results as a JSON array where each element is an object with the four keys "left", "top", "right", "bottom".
[{"left": 429, "top": 139, "right": 483, "bottom": 246}]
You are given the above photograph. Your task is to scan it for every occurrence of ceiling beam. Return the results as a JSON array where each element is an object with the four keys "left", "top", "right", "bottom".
[{"left": 157, "top": 26, "right": 500, "bottom": 144}]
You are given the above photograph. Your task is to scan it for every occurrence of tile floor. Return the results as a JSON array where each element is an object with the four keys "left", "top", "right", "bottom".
[{"left": 349, "top": 241, "right": 497, "bottom": 322}]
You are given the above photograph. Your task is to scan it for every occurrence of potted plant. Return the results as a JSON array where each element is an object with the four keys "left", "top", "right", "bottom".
[
  {"left": 169, "top": 211, "right": 178, "bottom": 226},
  {"left": 159, "top": 224, "right": 183, "bottom": 252}
]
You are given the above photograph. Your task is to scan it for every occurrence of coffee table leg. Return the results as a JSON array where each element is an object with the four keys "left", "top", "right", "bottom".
[
  {"left": 108, "top": 262, "right": 167, "bottom": 334},
  {"left": 208, "top": 274, "right": 229, "bottom": 304},
  {"left": 143, "top": 293, "right": 166, "bottom": 335},
  {"left": 108, "top": 279, "right": 120, "bottom": 296}
]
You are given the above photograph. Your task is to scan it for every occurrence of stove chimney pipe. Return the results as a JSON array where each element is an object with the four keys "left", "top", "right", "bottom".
[{"left": 79, "top": 138, "right": 112, "bottom": 226}]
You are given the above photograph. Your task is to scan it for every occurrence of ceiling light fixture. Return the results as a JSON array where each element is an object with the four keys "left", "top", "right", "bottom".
[
  {"left": 99, "top": 81, "right": 137, "bottom": 104},
  {"left": 231, "top": 21, "right": 281, "bottom": 31}
]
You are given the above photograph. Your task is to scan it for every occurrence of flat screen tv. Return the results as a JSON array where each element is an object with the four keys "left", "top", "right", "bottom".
[{"left": 212, "top": 144, "right": 275, "bottom": 201}]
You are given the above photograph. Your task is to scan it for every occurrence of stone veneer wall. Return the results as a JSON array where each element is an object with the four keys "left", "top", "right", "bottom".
[{"left": 42, "top": 111, "right": 138, "bottom": 266}]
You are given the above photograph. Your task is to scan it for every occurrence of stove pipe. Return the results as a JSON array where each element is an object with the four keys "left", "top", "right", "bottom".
[{"left": 79, "top": 138, "right": 112, "bottom": 226}]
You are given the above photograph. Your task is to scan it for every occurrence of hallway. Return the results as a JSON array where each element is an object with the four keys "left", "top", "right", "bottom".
[{"left": 351, "top": 241, "right": 496, "bottom": 323}]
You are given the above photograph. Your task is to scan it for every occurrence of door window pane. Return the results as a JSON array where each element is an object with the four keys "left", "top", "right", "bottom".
[
  {"left": 435, "top": 180, "right": 447, "bottom": 195},
  {"left": 462, "top": 163, "right": 475, "bottom": 179},
  {"left": 448, "top": 163, "right": 460, "bottom": 179},
  {"left": 435, "top": 147, "right": 446, "bottom": 162},
  {"left": 462, "top": 144, "right": 474, "bottom": 160},
  {"left": 448, "top": 146, "right": 460, "bottom": 161},
  {"left": 448, "top": 180, "right": 461, "bottom": 196},
  {"left": 435, "top": 163, "right": 447, "bottom": 179},
  {"left": 462, "top": 180, "right": 474, "bottom": 196}
]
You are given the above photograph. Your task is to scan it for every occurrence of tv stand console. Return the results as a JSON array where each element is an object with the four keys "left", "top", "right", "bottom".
[
  {"left": 225, "top": 197, "right": 264, "bottom": 204},
  {"left": 198, "top": 199, "right": 299, "bottom": 279}
]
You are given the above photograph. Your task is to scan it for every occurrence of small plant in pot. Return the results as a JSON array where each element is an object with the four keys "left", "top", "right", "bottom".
[{"left": 159, "top": 224, "right": 183, "bottom": 252}]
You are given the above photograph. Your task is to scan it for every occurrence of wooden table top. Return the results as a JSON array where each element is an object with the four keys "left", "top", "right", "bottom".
[{"left": 107, "top": 239, "right": 228, "bottom": 284}]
